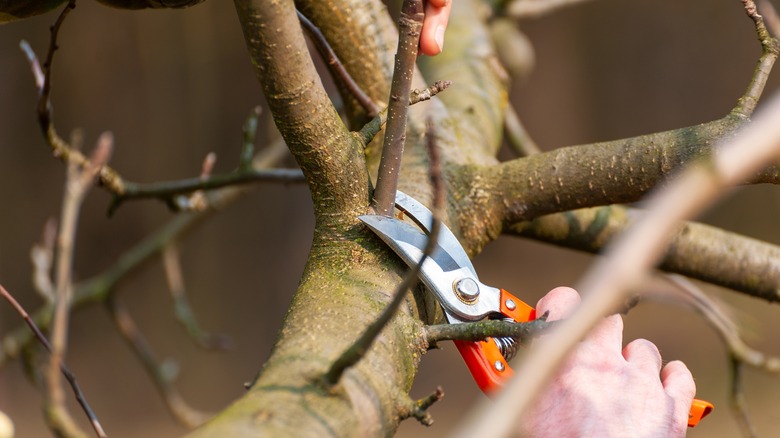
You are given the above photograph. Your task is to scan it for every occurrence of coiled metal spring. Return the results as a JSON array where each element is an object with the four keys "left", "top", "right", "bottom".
[{"left": 493, "top": 317, "right": 519, "bottom": 361}]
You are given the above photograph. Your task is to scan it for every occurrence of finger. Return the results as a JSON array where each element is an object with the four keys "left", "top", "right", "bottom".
[
  {"left": 623, "top": 338, "right": 663, "bottom": 375},
  {"left": 535, "top": 286, "right": 580, "bottom": 321},
  {"left": 661, "top": 360, "right": 696, "bottom": 427},
  {"left": 427, "top": 0, "right": 450, "bottom": 7},
  {"left": 419, "top": 0, "right": 452, "bottom": 56},
  {"left": 582, "top": 313, "right": 623, "bottom": 355}
]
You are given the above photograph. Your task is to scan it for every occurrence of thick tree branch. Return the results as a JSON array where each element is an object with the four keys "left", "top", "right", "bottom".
[
  {"left": 233, "top": 0, "right": 369, "bottom": 221},
  {"left": 510, "top": 205, "right": 780, "bottom": 301}
]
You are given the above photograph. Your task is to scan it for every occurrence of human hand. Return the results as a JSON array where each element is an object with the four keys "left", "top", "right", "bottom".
[
  {"left": 519, "top": 287, "right": 696, "bottom": 438},
  {"left": 419, "top": 0, "right": 452, "bottom": 56}
]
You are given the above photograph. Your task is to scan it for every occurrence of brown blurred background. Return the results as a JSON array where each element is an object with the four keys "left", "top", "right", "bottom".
[{"left": 1, "top": 0, "right": 779, "bottom": 436}]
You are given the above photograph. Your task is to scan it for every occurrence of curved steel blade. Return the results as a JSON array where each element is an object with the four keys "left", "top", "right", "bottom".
[
  {"left": 359, "top": 214, "right": 500, "bottom": 320},
  {"left": 394, "top": 191, "right": 477, "bottom": 278}
]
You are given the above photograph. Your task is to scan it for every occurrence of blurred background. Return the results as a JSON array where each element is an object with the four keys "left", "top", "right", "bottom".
[{"left": 0, "top": 0, "right": 779, "bottom": 436}]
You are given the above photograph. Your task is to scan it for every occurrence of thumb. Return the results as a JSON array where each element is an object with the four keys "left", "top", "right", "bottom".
[{"left": 535, "top": 286, "right": 580, "bottom": 321}]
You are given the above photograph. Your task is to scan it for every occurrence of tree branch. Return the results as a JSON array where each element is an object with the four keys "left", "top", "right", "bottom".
[
  {"left": 732, "top": 0, "right": 780, "bottom": 117},
  {"left": 233, "top": 0, "right": 369, "bottom": 220},
  {"left": 424, "top": 316, "right": 551, "bottom": 345},
  {"left": 46, "top": 133, "right": 112, "bottom": 438},
  {"left": 162, "top": 244, "right": 231, "bottom": 350},
  {"left": 106, "top": 296, "right": 211, "bottom": 428},
  {"left": 296, "top": 8, "right": 381, "bottom": 117},
  {"left": 509, "top": 205, "right": 780, "bottom": 301},
  {"left": 0, "top": 284, "right": 106, "bottom": 438},
  {"left": 109, "top": 168, "right": 305, "bottom": 214},
  {"left": 356, "top": 80, "right": 453, "bottom": 147},
  {"left": 372, "top": 0, "right": 424, "bottom": 216},
  {"left": 397, "top": 386, "right": 444, "bottom": 426}
]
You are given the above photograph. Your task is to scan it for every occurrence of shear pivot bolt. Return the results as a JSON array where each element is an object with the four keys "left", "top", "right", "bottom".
[
  {"left": 454, "top": 278, "right": 480, "bottom": 303},
  {"left": 494, "top": 360, "right": 505, "bottom": 372},
  {"left": 505, "top": 299, "right": 516, "bottom": 311}
]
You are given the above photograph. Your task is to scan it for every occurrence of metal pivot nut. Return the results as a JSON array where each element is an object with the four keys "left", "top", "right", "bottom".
[
  {"left": 454, "top": 278, "right": 480, "bottom": 303},
  {"left": 494, "top": 360, "right": 505, "bottom": 372}
]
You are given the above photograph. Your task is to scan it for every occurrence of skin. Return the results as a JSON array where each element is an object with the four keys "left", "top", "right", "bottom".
[
  {"left": 420, "top": 0, "right": 452, "bottom": 55},
  {"left": 520, "top": 288, "right": 695, "bottom": 437}
]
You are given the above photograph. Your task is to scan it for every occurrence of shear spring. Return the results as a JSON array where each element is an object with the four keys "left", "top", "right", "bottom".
[{"left": 493, "top": 317, "right": 519, "bottom": 361}]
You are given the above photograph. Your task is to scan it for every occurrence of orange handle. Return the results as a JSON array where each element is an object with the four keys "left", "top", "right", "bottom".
[
  {"left": 688, "top": 398, "right": 714, "bottom": 427},
  {"left": 453, "top": 289, "right": 713, "bottom": 428},
  {"left": 453, "top": 289, "right": 534, "bottom": 393}
]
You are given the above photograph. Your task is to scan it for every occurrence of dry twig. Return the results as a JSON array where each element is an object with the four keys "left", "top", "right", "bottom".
[
  {"left": 106, "top": 296, "right": 211, "bottom": 428},
  {"left": 45, "top": 132, "right": 112, "bottom": 438},
  {"left": 297, "top": 9, "right": 380, "bottom": 117},
  {"left": 0, "top": 284, "right": 106, "bottom": 438},
  {"left": 163, "top": 244, "right": 231, "bottom": 350}
]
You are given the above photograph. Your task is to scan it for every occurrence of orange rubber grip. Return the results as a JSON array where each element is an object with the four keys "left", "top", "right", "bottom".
[{"left": 452, "top": 289, "right": 713, "bottom": 428}]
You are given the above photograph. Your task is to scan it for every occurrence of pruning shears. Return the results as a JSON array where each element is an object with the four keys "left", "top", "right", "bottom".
[{"left": 359, "top": 191, "right": 713, "bottom": 428}]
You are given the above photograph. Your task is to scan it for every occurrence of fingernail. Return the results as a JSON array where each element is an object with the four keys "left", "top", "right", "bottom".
[{"left": 435, "top": 26, "right": 445, "bottom": 53}]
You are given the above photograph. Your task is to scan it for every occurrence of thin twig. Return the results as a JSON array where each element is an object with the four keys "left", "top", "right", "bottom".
[
  {"left": 398, "top": 386, "right": 444, "bottom": 426},
  {"left": 38, "top": 0, "right": 75, "bottom": 127},
  {"left": 21, "top": 39, "right": 296, "bottom": 214},
  {"left": 454, "top": 87, "right": 780, "bottom": 437},
  {"left": 109, "top": 168, "right": 304, "bottom": 214},
  {"left": 239, "top": 107, "right": 261, "bottom": 171},
  {"left": 730, "top": 358, "right": 758, "bottom": 438},
  {"left": 46, "top": 132, "right": 112, "bottom": 438},
  {"left": 163, "top": 244, "right": 231, "bottom": 350},
  {"left": 372, "top": 0, "right": 425, "bottom": 216},
  {"left": 409, "top": 80, "right": 452, "bottom": 105},
  {"left": 733, "top": 0, "right": 780, "bottom": 117},
  {"left": 19, "top": 4, "right": 127, "bottom": 197},
  {"left": 324, "top": 119, "right": 444, "bottom": 386},
  {"left": 31, "top": 218, "right": 58, "bottom": 303},
  {"left": 0, "top": 284, "right": 106, "bottom": 438},
  {"left": 106, "top": 296, "right": 211, "bottom": 428},
  {"left": 425, "top": 314, "right": 551, "bottom": 345},
  {"left": 357, "top": 81, "right": 452, "bottom": 147},
  {"left": 297, "top": 9, "right": 380, "bottom": 117}
]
